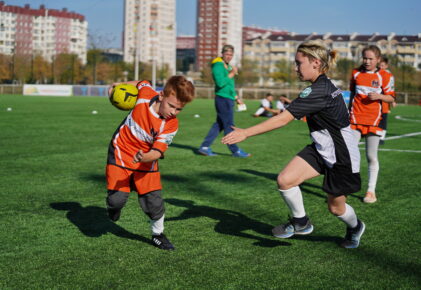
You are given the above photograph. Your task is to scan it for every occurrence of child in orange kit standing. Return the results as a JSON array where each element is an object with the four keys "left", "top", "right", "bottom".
[{"left": 349, "top": 46, "right": 395, "bottom": 203}]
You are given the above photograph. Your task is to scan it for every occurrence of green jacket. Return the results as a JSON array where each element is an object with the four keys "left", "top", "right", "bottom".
[{"left": 211, "top": 57, "right": 236, "bottom": 100}]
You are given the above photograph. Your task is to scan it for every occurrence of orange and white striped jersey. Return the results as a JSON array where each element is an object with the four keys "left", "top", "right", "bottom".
[
  {"left": 349, "top": 68, "right": 395, "bottom": 126},
  {"left": 107, "top": 80, "right": 178, "bottom": 172},
  {"left": 381, "top": 69, "right": 395, "bottom": 114}
]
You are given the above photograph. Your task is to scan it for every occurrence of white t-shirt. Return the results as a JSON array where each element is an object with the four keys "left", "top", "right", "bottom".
[{"left": 276, "top": 100, "right": 285, "bottom": 111}]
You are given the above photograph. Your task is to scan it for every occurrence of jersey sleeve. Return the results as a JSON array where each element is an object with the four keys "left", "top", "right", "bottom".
[
  {"left": 151, "top": 118, "right": 179, "bottom": 155},
  {"left": 286, "top": 87, "right": 327, "bottom": 119},
  {"left": 136, "top": 80, "right": 156, "bottom": 99},
  {"left": 381, "top": 71, "right": 395, "bottom": 97}
]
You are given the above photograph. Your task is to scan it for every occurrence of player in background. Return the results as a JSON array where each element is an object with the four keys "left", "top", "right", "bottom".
[
  {"left": 276, "top": 95, "right": 292, "bottom": 113},
  {"left": 222, "top": 41, "right": 365, "bottom": 248},
  {"left": 253, "top": 93, "right": 279, "bottom": 117},
  {"left": 378, "top": 56, "right": 396, "bottom": 144},
  {"left": 349, "top": 46, "right": 395, "bottom": 203},
  {"left": 106, "top": 76, "right": 195, "bottom": 250}
]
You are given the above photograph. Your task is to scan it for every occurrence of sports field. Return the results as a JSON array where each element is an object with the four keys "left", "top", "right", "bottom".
[{"left": 1, "top": 94, "right": 420, "bottom": 289}]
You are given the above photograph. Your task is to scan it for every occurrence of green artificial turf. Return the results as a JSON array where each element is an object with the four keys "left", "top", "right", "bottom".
[{"left": 0, "top": 95, "right": 420, "bottom": 289}]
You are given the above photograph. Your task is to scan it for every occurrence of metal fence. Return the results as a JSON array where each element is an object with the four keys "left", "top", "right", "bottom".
[{"left": 1, "top": 84, "right": 420, "bottom": 105}]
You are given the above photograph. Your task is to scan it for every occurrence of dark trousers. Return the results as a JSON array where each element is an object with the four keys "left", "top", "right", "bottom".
[{"left": 200, "top": 96, "right": 239, "bottom": 153}]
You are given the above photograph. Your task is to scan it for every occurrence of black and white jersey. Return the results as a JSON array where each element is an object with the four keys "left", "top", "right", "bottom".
[{"left": 287, "top": 74, "right": 360, "bottom": 173}]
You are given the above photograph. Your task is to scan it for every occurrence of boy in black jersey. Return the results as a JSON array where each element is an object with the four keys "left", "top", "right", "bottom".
[{"left": 222, "top": 41, "right": 365, "bottom": 248}]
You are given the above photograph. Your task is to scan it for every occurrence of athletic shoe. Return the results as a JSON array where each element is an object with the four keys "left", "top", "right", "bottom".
[
  {"left": 272, "top": 218, "right": 314, "bottom": 239},
  {"left": 198, "top": 147, "right": 217, "bottom": 156},
  {"left": 232, "top": 149, "right": 251, "bottom": 158},
  {"left": 341, "top": 220, "right": 365, "bottom": 249},
  {"left": 363, "top": 192, "right": 377, "bottom": 203},
  {"left": 151, "top": 233, "right": 175, "bottom": 250},
  {"left": 107, "top": 208, "right": 121, "bottom": 222}
]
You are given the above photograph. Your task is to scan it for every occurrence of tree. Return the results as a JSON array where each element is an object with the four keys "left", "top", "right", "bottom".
[
  {"left": 270, "top": 59, "right": 290, "bottom": 83},
  {"left": 200, "top": 65, "right": 213, "bottom": 85},
  {"left": 54, "top": 53, "right": 83, "bottom": 84},
  {"left": 333, "top": 58, "right": 355, "bottom": 86},
  {"left": 0, "top": 54, "right": 12, "bottom": 82},
  {"left": 236, "top": 59, "right": 259, "bottom": 86},
  {"left": 32, "top": 54, "right": 50, "bottom": 84}
]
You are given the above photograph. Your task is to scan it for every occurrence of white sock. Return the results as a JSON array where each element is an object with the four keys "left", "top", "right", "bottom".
[
  {"left": 337, "top": 204, "right": 358, "bottom": 228},
  {"left": 366, "top": 135, "right": 380, "bottom": 193},
  {"left": 151, "top": 215, "right": 165, "bottom": 235},
  {"left": 279, "top": 186, "right": 306, "bottom": 218},
  {"left": 380, "top": 130, "right": 387, "bottom": 141}
]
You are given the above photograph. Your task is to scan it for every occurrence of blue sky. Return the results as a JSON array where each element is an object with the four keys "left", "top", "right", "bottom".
[{"left": 6, "top": 0, "right": 421, "bottom": 48}]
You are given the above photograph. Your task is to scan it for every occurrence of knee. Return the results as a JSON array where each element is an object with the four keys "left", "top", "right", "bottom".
[
  {"left": 106, "top": 190, "right": 129, "bottom": 209},
  {"left": 139, "top": 191, "right": 165, "bottom": 220},
  {"left": 277, "top": 173, "right": 295, "bottom": 190},
  {"left": 328, "top": 203, "right": 344, "bottom": 216}
]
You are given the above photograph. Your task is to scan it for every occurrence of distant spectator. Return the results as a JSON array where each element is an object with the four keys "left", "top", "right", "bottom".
[
  {"left": 253, "top": 93, "right": 279, "bottom": 117},
  {"left": 276, "top": 95, "right": 292, "bottom": 112},
  {"left": 198, "top": 44, "right": 251, "bottom": 158}
]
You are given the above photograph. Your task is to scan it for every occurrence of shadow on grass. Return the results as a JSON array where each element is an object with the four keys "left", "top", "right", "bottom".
[
  {"left": 80, "top": 173, "right": 105, "bottom": 184},
  {"left": 165, "top": 198, "right": 291, "bottom": 248},
  {"left": 171, "top": 142, "right": 232, "bottom": 157},
  {"left": 50, "top": 202, "right": 150, "bottom": 245}
]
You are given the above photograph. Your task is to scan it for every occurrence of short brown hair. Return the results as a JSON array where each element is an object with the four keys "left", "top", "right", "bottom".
[
  {"left": 221, "top": 44, "right": 234, "bottom": 53},
  {"left": 163, "top": 75, "right": 195, "bottom": 104}
]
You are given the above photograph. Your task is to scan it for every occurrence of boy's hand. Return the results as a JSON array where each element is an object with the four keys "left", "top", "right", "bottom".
[{"left": 133, "top": 150, "right": 144, "bottom": 163}]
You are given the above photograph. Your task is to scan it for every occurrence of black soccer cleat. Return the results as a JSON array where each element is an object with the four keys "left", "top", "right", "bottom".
[
  {"left": 107, "top": 208, "right": 121, "bottom": 222},
  {"left": 151, "top": 233, "right": 175, "bottom": 250},
  {"left": 341, "top": 219, "right": 366, "bottom": 249}
]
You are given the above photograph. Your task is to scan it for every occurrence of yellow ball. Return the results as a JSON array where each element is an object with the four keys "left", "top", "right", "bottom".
[{"left": 109, "top": 84, "right": 138, "bottom": 111}]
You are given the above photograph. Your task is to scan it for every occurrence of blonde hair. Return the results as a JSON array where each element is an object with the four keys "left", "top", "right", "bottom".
[
  {"left": 297, "top": 40, "right": 337, "bottom": 74},
  {"left": 163, "top": 75, "right": 195, "bottom": 104}
]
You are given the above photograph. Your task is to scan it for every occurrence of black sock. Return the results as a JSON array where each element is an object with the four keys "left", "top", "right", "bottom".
[{"left": 293, "top": 216, "right": 309, "bottom": 226}]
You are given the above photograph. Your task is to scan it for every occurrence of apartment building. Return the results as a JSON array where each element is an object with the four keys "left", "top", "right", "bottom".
[
  {"left": 0, "top": 2, "right": 87, "bottom": 64},
  {"left": 123, "top": 0, "right": 176, "bottom": 74},
  {"left": 244, "top": 32, "right": 421, "bottom": 74},
  {"left": 196, "top": 0, "right": 242, "bottom": 71}
]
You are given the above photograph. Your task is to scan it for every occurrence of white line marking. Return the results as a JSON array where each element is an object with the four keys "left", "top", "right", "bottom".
[
  {"left": 360, "top": 148, "right": 421, "bottom": 153},
  {"left": 395, "top": 115, "right": 421, "bottom": 123},
  {"left": 385, "top": 132, "right": 421, "bottom": 141},
  {"left": 358, "top": 131, "right": 421, "bottom": 145}
]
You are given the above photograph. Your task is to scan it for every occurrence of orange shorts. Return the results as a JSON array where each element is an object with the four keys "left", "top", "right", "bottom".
[
  {"left": 106, "top": 164, "right": 162, "bottom": 195},
  {"left": 351, "top": 124, "right": 383, "bottom": 136}
]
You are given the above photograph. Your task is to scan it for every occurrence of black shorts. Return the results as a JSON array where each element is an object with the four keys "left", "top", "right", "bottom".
[
  {"left": 378, "top": 113, "right": 388, "bottom": 130},
  {"left": 297, "top": 144, "right": 361, "bottom": 196}
]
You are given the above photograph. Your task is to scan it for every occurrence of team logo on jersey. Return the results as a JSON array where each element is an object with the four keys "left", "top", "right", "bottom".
[
  {"left": 299, "top": 87, "right": 312, "bottom": 98},
  {"left": 371, "top": 80, "right": 380, "bottom": 88}
]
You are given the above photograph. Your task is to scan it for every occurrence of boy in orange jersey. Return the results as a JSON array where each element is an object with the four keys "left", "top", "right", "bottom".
[
  {"left": 349, "top": 46, "right": 395, "bottom": 203},
  {"left": 106, "top": 76, "right": 195, "bottom": 250}
]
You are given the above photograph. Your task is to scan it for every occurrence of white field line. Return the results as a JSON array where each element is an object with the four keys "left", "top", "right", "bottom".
[
  {"left": 358, "top": 115, "right": 421, "bottom": 153},
  {"left": 360, "top": 148, "right": 421, "bottom": 153},
  {"left": 384, "top": 131, "right": 421, "bottom": 141},
  {"left": 358, "top": 131, "right": 421, "bottom": 145},
  {"left": 395, "top": 115, "right": 421, "bottom": 123}
]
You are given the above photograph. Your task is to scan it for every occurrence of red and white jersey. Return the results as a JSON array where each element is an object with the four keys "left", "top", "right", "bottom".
[
  {"left": 349, "top": 68, "right": 395, "bottom": 126},
  {"left": 107, "top": 81, "right": 178, "bottom": 172}
]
